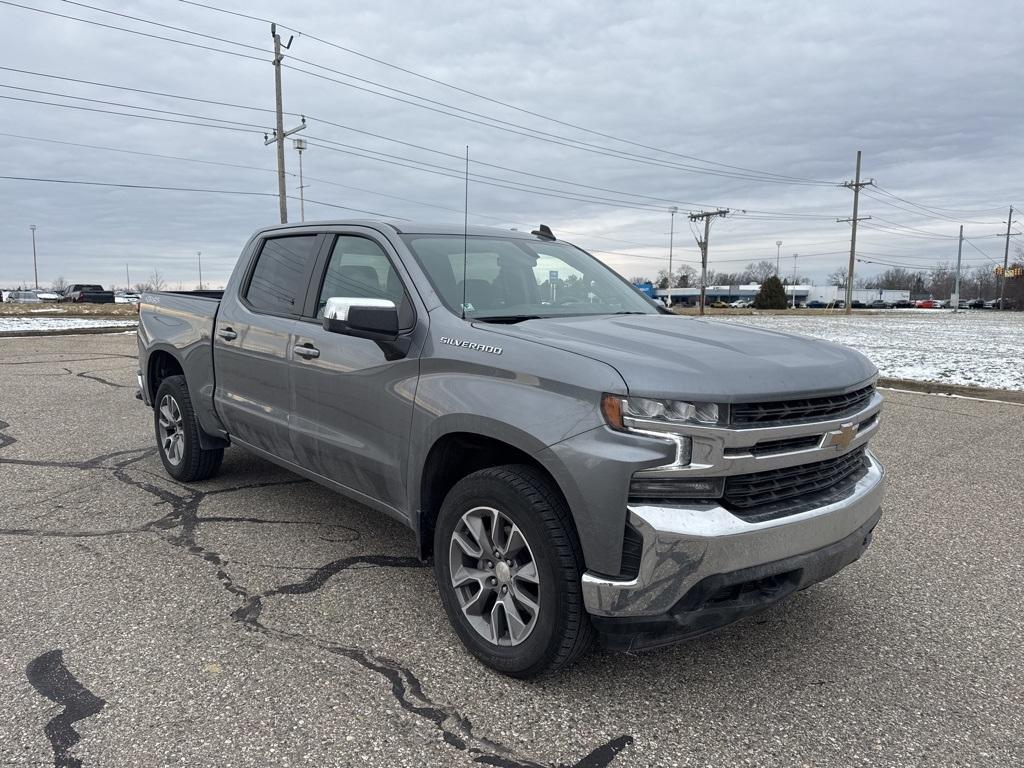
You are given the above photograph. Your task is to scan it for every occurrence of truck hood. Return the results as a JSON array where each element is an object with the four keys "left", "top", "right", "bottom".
[{"left": 478, "top": 314, "right": 877, "bottom": 402}]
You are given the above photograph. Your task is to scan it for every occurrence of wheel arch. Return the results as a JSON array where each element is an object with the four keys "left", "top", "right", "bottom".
[{"left": 412, "top": 424, "right": 585, "bottom": 566}]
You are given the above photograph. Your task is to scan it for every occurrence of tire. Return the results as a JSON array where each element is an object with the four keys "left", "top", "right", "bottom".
[
  {"left": 433, "top": 464, "right": 594, "bottom": 678},
  {"left": 153, "top": 375, "right": 223, "bottom": 482}
]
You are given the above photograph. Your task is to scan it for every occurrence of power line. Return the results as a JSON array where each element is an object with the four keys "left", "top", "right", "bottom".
[
  {"left": 0, "top": 93, "right": 262, "bottom": 133},
  {"left": 178, "top": 0, "right": 837, "bottom": 187},
  {"left": 0, "top": 0, "right": 267, "bottom": 62},
  {"left": 7, "top": 0, "right": 834, "bottom": 187},
  {"left": 1, "top": 66, "right": 839, "bottom": 215},
  {"left": 871, "top": 185, "right": 1009, "bottom": 217},
  {"left": 0, "top": 173, "right": 402, "bottom": 216},
  {"left": 0, "top": 83, "right": 268, "bottom": 129}
]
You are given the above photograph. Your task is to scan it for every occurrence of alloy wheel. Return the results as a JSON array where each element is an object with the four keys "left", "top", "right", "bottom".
[{"left": 448, "top": 506, "right": 541, "bottom": 646}]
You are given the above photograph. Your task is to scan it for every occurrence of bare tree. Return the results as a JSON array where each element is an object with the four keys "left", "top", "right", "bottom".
[
  {"left": 51, "top": 276, "right": 67, "bottom": 292},
  {"left": 827, "top": 267, "right": 849, "bottom": 287},
  {"left": 148, "top": 269, "right": 166, "bottom": 292},
  {"left": 745, "top": 260, "right": 776, "bottom": 284}
]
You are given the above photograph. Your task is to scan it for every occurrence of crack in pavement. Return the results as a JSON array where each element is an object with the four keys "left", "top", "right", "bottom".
[
  {"left": 1, "top": 416, "right": 632, "bottom": 767},
  {"left": 25, "top": 650, "right": 107, "bottom": 768},
  {"left": 74, "top": 371, "right": 130, "bottom": 389}
]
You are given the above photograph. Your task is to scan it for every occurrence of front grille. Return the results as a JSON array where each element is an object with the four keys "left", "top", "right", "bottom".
[
  {"left": 722, "top": 448, "right": 869, "bottom": 520},
  {"left": 731, "top": 384, "right": 875, "bottom": 425},
  {"left": 734, "top": 434, "right": 821, "bottom": 457}
]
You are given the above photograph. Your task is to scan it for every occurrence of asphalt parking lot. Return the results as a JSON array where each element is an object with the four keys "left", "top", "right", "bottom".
[{"left": 2, "top": 333, "right": 1022, "bottom": 768}]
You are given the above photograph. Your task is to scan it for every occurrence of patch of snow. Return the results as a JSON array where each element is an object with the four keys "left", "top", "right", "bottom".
[
  {"left": 713, "top": 311, "right": 1024, "bottom": 391},
  {"left": 29, "top": 307, "right": 67, "bottom": 313},
  {"left": 0, "top": 317, "right": 138, "bottom": 333}
]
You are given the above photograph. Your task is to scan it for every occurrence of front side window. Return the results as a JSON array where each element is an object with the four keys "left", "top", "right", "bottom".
[
  {"left": 245, "top": 235, "right": 320, "bottom": 314},
  {"left": 401, "top": 235, "right": 658, "bottom": 320},
  {"left": 315, "top": 236, "right": 409, "bottom": 319}
]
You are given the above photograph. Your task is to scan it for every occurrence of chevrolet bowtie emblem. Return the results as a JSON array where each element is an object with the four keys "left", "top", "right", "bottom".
[{"left": 825, "top": 422, "right": 859, "bottom": 450}]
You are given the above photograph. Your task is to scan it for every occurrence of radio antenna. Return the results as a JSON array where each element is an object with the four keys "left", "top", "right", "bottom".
[{"left": 461, "top": 145, "right": 470, "bottom": 320}]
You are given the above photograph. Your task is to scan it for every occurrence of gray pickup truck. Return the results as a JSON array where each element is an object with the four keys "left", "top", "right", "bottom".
[{"left": 137, "top": 220, "right": 886, "bottom": 677}]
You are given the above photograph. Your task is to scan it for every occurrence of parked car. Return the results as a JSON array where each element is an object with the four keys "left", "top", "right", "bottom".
[
  {"left": 115, "top": 293, "right": 142, "bottom": 304},
  {"left": 805, "top": 300, "right": 827, "bottom": 308},
  {"left": 60, "top": 284, "right": 115, "bottom": 303},
  {"left": 728, "top": 299, "right": 753, "bottom": 308},
  {"left": 35, "top": 290, "right": 62, "bottom": 302},
  {"left": 869, "top": 300, "right": 891, "bottom": 309},
  {"left": 967, "top": 299, "right": 985, "bottom": 309},
  {"left": 710, "top": 300, "right": 731, "bottom": 308},
  {"left": 915, "top": 299, "right": 941, "bottom": 309},
  {"left": 5, "top": 290, "right": 43, "bottom": 304},
  {"left": 137, "top": 220, "right": 886, "bottom": 677},
  {"left": 893, "top": 299, "right": 914, "bottom": 308}
]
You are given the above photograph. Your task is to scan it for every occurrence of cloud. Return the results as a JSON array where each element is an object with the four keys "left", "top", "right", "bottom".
[{"left": 0, "top": 0, "right": 1019, "bottom": 289}]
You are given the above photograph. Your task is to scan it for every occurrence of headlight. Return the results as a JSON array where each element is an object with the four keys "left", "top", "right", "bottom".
[{"left": 601, "top": 394, "right": 719, "bottom": 429}]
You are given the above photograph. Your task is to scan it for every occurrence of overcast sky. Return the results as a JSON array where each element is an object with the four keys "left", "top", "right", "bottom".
[{"left": 1, "top": 0, "right": 1021, "bottom": 289}]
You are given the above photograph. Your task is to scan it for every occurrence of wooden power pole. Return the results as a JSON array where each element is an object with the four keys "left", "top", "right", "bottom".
[
  {"left": 689, "top": 209, "right": 729, "bottom": 315},
  {"left": 838, "top": 150, "right": 873, "bottom": 314},
  {"left": 998, "top": 206, "right": 1015, "bottom": 310},
  {"left": 265, "top": 24, "right": 305, "bottom": 224}
]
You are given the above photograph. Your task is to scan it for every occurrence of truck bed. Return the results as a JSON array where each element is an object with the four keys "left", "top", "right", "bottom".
[{"left": 137, "top": 291, "right": 223, "bottom": 433}]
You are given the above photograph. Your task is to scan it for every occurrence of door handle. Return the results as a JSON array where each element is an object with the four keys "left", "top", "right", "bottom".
[
  {"left": 292, "top": 344, "right": 320, "bottom": 359},
  {"left": 217, "top": 327, "right": 237, "bottom": 341}
]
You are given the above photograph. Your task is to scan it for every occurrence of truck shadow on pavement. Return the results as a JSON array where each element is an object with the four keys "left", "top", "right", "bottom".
[{"left": 0, "top": 417, "right": 633, "bottom": 768}]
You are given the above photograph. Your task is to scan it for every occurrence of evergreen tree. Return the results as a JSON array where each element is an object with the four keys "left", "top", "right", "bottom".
[{"left": 754, "top": 275, "right": 788, "bottom": 309}]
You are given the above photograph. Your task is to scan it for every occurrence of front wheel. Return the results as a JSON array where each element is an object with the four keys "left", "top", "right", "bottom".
[
  {"left": 433, "top": 465, "right": 594, "bottom": 678},
  {"left": 154, "top": 375, "right": 223, "bottom": 482}
]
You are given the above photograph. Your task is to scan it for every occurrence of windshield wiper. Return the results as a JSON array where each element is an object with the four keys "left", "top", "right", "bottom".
[{"left": 472, "top": 314, "right": 542, "bottom": 324}]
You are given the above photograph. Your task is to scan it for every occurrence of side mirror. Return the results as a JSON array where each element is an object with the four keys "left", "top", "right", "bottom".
[{"left": 322, "top": 297, "right": 399, "bottom": 341}]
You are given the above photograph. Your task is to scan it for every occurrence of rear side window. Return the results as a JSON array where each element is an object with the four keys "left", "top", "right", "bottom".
[{"left": 245, "top": 235, "right": 320, "bottom": 315}]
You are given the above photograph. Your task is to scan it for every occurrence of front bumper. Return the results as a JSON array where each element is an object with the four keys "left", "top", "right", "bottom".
[{"left": 581, "top": 450, "right": 885, "bottom": 647}]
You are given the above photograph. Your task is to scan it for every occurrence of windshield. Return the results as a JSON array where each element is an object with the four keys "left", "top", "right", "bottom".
[{"left": 401, "top": 234, "right": 658, "bottom": 320}]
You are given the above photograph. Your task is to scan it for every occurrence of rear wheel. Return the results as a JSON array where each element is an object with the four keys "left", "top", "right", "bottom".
[
  {"left": 433, "top": 464, "right": 594, "bottom": 678},
  {"left": 154, "top": 375, "right": 223, "bottom": 482}
]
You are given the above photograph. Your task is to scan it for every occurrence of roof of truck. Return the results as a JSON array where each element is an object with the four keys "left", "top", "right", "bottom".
[{"left": 253, "top": 220, "right": 547, "bottom": 240}]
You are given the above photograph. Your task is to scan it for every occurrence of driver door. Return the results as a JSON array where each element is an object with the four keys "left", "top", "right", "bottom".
[{"left": 288, "top": 232, "right": 421, "bottom": 513}]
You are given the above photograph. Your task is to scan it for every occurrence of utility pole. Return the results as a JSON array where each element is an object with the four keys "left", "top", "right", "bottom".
[
  {"left": 294, "top": 137, "right": 308, "bottom": 222},
  {"left": 952, "top": 225, "right": 963, "bottom": 312},
  {"left": 838, "top": 150, "right": 874, "bottom": 315},
  {"left": 29, "top": 224, "right": 38, "bottom": 289},
  {"left": 265, "top": 23, "right": 305, "bottom": 224},
  {"left": 689, "top": 208, "right": 729, "bottom": 315},
  {"left": 776, "top": 240, "right": 782, "bottom": 276},
  {"left": 125, "top": 263, "right": 130, "bottom": 290},
  {"left": 197, "top": 251, "right": 203, "bottom": 290},
  {"left": 668, "top": 206, "right": 677, "bottom": 302},
  {"left": 791, "top": 253, "right": 798, "bottom": 308},
  {"left": 998, "top": 206, "right": 1015, "bottom": 310}
]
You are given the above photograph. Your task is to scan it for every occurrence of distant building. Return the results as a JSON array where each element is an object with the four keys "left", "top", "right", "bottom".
[{"left": 655, "top": 283, "right": 910, "bottom": 306}]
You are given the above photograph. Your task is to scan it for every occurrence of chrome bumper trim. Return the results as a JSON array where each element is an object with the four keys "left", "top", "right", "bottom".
[{"left": 582, "top": 451, "right": 886, "bottom": 618}]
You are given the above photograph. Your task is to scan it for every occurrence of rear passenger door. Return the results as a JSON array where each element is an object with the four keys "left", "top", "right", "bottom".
[
  {"left": 288, "top": 231, "right": 423, "bottom": 513},
  {"left": 214, "top": 233, "right": 323, "bottom": 463}
]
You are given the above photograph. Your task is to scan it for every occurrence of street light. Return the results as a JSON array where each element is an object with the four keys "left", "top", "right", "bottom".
[
  {"left": 29, "top": 224, "right": 38, "bottom": 289},
  {"left": 791, "top": 253, "right": 798, "bottom": 308},
  {"left": 293, "top": 137, "right": 308, "bottom": 223},
  {"left": 197, "top": 250, "right": 203, "bottom": 290},
  {"left": 776, "top": 240, "right": 782, "bottom": 276}
]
